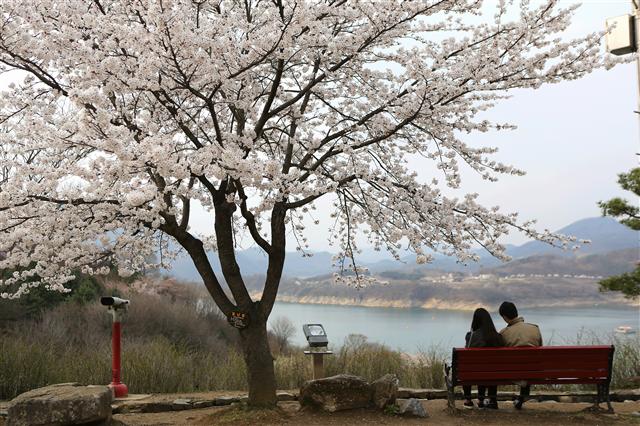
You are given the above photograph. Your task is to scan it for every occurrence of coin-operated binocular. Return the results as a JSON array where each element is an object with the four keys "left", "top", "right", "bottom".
[
  {"left": 303, "top": 324, "right": 329, "bottom": 348},
  {"left": 302, "top": 324, "right": 332, "bottom": 379},
  {"left": 101, "top": 296, "right": 130, "bottom": 398}
]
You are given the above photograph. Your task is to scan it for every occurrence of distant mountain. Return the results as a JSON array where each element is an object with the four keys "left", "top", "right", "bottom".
[
  {"left": 365, "top": 252, "right": 495, "bottom": 274},
  {"left": 481, "top": 248, "right": 638, "bottom": 277},
  {"left": 363, "top": 216, "right": 638, "bottom": 274},
  {"left": 508, "top": 217, "right": 638, "bottom": 259},
  {"left": 163, "top": 216, "right": 638, "bottom": 281}
]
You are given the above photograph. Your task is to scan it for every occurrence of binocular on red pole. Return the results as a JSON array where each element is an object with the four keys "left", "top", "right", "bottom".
[{"left": 101, "top": 296, "right": 130, "bottom": 398}]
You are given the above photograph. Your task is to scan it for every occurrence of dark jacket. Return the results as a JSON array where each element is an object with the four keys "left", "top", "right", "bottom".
[{"left": 465, "top": 329, "right": 505, "bottom": 348}]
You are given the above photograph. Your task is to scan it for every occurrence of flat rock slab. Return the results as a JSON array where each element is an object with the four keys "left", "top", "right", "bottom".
[
  {"left": 6, "top": 383, "right": 112, "bottom": 426},
  {"left": 114, "top": 394, "right": 151, "bottom": 402},
  {"left": 112, "top": 391, "right": 297, "bottom": 414},
  {"left": 397, "top": 388, "right": 446, "bottom": 399}
]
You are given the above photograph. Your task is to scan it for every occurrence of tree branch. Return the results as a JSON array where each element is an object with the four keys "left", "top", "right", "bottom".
[{"left": 235, "top": 179, "right": 272, "bottom": 254}]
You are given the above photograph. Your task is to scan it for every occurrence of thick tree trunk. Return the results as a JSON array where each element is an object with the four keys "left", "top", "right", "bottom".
[{"left": 238, "top": 312, "right": 277, "bottom": 407}]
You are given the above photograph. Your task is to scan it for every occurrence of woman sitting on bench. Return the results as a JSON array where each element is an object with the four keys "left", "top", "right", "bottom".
[{"left": 463, "top": 308, "right": 504, "bottom": 410}]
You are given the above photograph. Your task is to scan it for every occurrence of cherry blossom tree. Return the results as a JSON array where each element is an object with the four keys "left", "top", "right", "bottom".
[{"left": 0, "top": 0, "right": 621, "bottom": 406}]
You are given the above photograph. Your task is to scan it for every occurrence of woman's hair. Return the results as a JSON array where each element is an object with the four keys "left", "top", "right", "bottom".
[{"left": 471, "top": 308, "right": 498, "bottom": 334}]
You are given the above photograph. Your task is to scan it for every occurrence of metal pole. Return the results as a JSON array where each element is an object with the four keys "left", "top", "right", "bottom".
[{"left": 109, "top": 311, "right": 128, "bottom": 398}]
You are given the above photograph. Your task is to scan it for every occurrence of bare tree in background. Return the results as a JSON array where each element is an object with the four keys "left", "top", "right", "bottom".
[{"left": 270, "top": 316, "right": 296, "bottom": 354}]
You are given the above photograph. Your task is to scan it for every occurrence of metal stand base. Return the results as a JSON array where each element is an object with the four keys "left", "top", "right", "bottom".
[{"left": 109, "top": 382, "right": 128, "bottom": 398}]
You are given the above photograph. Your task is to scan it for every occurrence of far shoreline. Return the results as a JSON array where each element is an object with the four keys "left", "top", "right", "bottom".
[{"left": 271, "top": 297, "right": 640, "bottom": 312}]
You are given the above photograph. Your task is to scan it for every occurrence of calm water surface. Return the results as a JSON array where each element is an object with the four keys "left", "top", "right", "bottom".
[{"left": 269, "top": 302, "right": 639, "bottom": 353}]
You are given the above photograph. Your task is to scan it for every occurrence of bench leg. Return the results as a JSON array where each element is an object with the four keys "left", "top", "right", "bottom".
[
  {"left": 604, "top": 383, "right": 614, "bottom": 413},
  {"left": 445, "top": 378, "right": 455, "bottom": 410},
  {"left": 585, "top": 384, "right": 614, "bottom": 414},
  {"left": 444, "top": 363, "right": 456, "bottom": 411}
]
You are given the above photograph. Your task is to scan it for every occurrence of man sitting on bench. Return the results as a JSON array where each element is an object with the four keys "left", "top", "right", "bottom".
[{"left": 498, "top": 301, "right": 543, "bottom": 410}]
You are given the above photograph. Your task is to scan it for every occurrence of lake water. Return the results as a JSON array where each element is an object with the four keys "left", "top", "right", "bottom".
[{"left": 269, "top": 302, "right": 639, "bottom": 353}]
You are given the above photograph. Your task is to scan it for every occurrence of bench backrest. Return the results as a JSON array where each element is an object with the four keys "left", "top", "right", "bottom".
[{"left": 452, "top": 345, "right": 614, "bottom": 386}]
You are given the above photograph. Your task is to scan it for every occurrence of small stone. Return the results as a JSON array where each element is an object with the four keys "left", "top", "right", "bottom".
[
  {"left": 631, "top": 411, "right": 640, "bottom": 418},
  {"left": 397, "top": 398, "right": 428, "bottom": 418}
]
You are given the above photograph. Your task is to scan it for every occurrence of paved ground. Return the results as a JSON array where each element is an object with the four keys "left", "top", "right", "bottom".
[
  {"left": 111, "top": 399, "right": 640, "bottom": 425},
  {"left": 2, "top": 391, "right": 639, "bottom": 425}
]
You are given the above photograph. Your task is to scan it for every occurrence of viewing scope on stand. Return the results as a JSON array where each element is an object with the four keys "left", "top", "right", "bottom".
[
  {"left": 101, "top": 296, "right": 130, "bottom": 398},
  {"left": 302, "top": 323, "right": 332, "bottom": 380}
]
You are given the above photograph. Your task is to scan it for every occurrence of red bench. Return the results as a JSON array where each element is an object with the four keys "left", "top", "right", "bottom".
[{"left": 444, "top": 345, "right": 615, "bottom": 411}]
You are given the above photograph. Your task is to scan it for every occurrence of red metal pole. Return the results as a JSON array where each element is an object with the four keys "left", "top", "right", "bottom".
[{"left": 109, "top": 320, "right": 128, "bottom": 398}]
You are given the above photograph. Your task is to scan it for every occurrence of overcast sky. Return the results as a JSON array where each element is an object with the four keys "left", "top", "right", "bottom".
[{"left": 446, "top": 0, "right": 639, "bottom": 244}]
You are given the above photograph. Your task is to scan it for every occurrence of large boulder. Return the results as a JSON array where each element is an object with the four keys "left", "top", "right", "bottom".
[
  {"left": 371, "top": 374, "right": 399, "bottom": 409},
  {"left": 7, "top": 383, "right": 113, "bottom": 426},
  {"left": 300, "top": 374, "right": 372, "bottom": 412}
]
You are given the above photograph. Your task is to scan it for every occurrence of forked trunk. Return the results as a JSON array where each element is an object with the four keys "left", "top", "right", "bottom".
[{"left": 238, "top": 315, "right": 277, "bottom": 407}]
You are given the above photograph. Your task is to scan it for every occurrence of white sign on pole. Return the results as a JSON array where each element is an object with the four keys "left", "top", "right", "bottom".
[{"left": 605, "top": 15, "right": 636, "bottom": 56}]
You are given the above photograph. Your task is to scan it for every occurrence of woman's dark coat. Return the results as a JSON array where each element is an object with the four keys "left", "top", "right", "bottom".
[{"left": 465, "top": 329, "right": 504, "bottom": 348}]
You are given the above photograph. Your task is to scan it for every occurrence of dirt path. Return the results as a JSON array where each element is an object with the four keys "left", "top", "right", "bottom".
[{"left": 112, "top": 399, "right": 640, "bottom": 425}]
